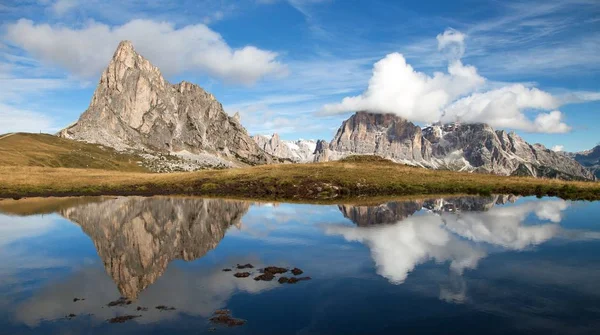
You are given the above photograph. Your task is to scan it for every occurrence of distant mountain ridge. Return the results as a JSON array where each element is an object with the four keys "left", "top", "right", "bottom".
[
  {"left": 59, "top": 41, "right": 273, "bottom": 170},
  {"left": 252, "top": 134, "right": 317, "bottom": 163},
  {"left": 569, "top": 145, "right": 600, "bottom": 179},
  {"left": 313, "top": 112, "right": 594, "bottom": 181}
]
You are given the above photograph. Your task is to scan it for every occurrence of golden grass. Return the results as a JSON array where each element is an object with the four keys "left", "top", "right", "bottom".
[
  {"left": 0, "top": 196, "right": 109, "bottom": 216},
  {"left": 1, "top": 156, "right": 598, "bottom": 200},
  {"left": 0, "top": 133, "right": 147, "bottom": 172}
]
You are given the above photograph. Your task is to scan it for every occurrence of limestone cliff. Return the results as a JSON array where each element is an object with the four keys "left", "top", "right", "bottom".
[
  {"left": 59, "top": 41, "right": 272, "bottom": 168},
  {"left": 315, "top": 112, "right": 593, "bottom": 180}
]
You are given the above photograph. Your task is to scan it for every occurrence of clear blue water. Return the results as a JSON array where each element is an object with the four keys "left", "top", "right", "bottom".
[{"left": 0, "top": 195, "right": 599, "bottom": 334}]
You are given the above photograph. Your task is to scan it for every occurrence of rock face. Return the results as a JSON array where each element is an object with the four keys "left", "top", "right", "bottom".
[
  {"left": 61, "top": 197, "right": 249, "bottom": 300},
  {"left": 315, "top": 112, "right": 594, "bottom": 180},
  {"left": 252, "top": 133, "right": 317, "bottom": 163},
  {"left": 339, "top": 195, "right": 519, "bottom": 226},
  {"left": 570, "top": 145, "right": 600, "bottom": 179},
  {"left": 59, "top": 41, "right": 272, "bottom": 168}
]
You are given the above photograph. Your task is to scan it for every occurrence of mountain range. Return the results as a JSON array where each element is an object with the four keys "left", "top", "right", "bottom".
[
  {"left": 58, "top": 41, "right": 596, "bottom": 181},
  {"left": 312, "top": 112, "right": 593, "bottom": 180},
  {"left": 252, "top": 134, "right": 317, "bottom": 163},
  {"left": 569, "top": 145, "right": 600, "bottom": 179}
]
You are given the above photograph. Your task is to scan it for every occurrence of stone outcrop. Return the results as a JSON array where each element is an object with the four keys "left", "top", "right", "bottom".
[
  {"left": 60, "top": 197, "right": 249, "bottom": 300},
  {"left": 252, "top": 133, "right": 317, "bottom": 163},
  {"left": 315, "top": 112, "right": 594, "bottom": 180},
  {"left": 59, "top": 41, "right": 272, "bottom": 168}
]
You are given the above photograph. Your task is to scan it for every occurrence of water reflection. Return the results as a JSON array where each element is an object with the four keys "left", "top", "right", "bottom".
[
  {"left": 0, "top": 195, "right": 599, "bottom": 334},
  {"left": 329, "top": 196, "right": 587, "bottom": 287},
  {"left": 60, "top": 197, "right": 250, "bottom": 300}
]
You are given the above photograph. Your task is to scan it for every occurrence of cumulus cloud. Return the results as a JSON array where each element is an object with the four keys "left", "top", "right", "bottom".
[
  {"left": 322, "top": 52, "right": 484, "bottom": 123},
  {"left": 322, "top": 29, "right": 573, "bottom": 133},
  {"left": 552, "top": 145, "right": 564, "bottom": 152},
  {"left": 5, "top": 19, "right": 288, "bottom": 85}
]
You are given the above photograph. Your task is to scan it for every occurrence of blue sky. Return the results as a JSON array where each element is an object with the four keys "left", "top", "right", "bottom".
[{"left": 0, "top": 0, "right": 598, "bottom": 151}]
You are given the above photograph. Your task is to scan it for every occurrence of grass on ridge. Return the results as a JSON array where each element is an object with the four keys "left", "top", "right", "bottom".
[
  {"left": 0, "top": 155, "right": 598, "bottom": 201},
  {"left": 0, "top": 133, "right": 147, "bottom": 172}
]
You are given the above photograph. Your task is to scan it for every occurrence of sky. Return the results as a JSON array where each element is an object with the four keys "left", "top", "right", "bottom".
[{"left": 0, "top": 0, "right": 599, "bottom": 152}]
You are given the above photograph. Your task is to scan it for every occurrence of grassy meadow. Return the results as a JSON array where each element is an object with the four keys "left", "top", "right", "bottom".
[
  {"left": 0, "top": 152, "right": 598, "bottom": 201},
  {"left": 0, "top": 133, "right": 147, "bottom": 172}
]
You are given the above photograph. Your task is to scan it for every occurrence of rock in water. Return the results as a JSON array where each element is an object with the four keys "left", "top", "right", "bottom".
[
  {"left": 59, "top": 40, "right": 272, "bottom": 168},
  {"left": 314, "top": 111, "right": 593, "bottom": 181}
]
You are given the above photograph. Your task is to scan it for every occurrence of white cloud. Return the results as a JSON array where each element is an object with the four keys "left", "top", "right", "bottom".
[
  {"left": 436, "top": 28, "right": 466, "bottom": 60},
  {"left": 51, "top": 0, "right": 78, "bottom": 16},
  {"left": 442, "top": 85, "right": 570, "bottom": 133},
  {"left": 552, "top": 145, "right": 564, "bottom": 152},
  {"left": 0, "top": 104, "right": 58, "bottom": 134},
  {"left": 322, "top": 52, "right": 485, "bottom": 124},
  {"left": 322, "top": 29, "right": 575, "bottom": 134},
  {"left": 5, "top": 19, "right": 288, "bottom": 85}
]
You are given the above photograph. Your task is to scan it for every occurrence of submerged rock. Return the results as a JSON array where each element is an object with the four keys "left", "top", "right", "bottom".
[
  {"left": 155, "top": 305, "right": 176, "bottom": 311},
  {"left": 107, "top": 297, "right": 131, "bottom": 307},
  {"left": 262, "top": 266, "right": 288, "bottom": 275},
  {"left": 237, "top": 264, "right": 254, "bottom": 269},
  {"left": 209, "top": 310, "right": 246, "bottom": 327},
  {"left": 254, "top": 273, "right": 275, "bottom": 281},
  {"left": 234, "top": 272, "right": 251, "bottom": 278},
  {"left": 107, "top": 315, "right": 141, "bottom": 323},
  {"left": 288, "top": 277, "right": 312, "bottom": 284},
  {"left": 291, "top": 268, "right": 304, "bottom": 275}
]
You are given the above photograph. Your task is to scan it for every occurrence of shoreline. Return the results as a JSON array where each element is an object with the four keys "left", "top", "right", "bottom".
[{"left": 1, "top": 158, "right": 599, "bottom": 201}]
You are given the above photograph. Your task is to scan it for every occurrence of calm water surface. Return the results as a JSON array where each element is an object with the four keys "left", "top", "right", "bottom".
[{"left": 0, "top": 195, "right": 599, "bottom": 334}]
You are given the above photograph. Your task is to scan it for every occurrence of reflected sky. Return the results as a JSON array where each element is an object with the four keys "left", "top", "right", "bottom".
[{"left": 0, "top": 195, "right": 599, "bottom": 334}]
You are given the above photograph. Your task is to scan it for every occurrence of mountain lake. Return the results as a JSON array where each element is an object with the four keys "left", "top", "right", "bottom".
[{"left": 0, "top": 195, "right": 599, "bottom": 334}]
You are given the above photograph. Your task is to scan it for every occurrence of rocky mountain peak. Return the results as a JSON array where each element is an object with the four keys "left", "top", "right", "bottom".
[
  {"left": 59, "top": 40, "right": 272, "bottom": 168},
  {"left": 252, "top": 133, "right": 319, "bottom": 163},
  {"left": 571, "top": 145, "right": 600, "bottom": 179},
  {"left": 315, "top": 111, "right": 593, "bottom": 180}
]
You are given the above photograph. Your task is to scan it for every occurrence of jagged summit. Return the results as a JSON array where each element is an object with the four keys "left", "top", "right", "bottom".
[
  {"left": 570, "top": 145, "right": 600, "bottom": 179},
  {"left": 59, "top": 40, "right": 272, "bottom": 168},
  {"left": 314, "top": 111, "right": 593, "bottom": 180},
  {"left": 252, "top": 133, "right": 318, "bottom": 163}
]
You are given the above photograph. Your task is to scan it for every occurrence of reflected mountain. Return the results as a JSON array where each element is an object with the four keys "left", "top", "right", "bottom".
[
  {"left": 328, "top": 197, "right": 573, "bottom": 285},
  {"left": 59, "top": 197, "right": 249, "bottom": 300},
  {"left": 339, "top": 195, "right": 519, "bottom": 226}
]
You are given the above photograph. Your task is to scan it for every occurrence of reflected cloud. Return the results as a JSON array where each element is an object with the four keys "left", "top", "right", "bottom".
[
  {"left": 0, "top": 214, "right": 58, "bottom": 247},
  {"left": 327, "top": 198, "right": 571, "bottom": 285},
  {"left": 14, "top": 261, "right": 278, "bottom": 326}
]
